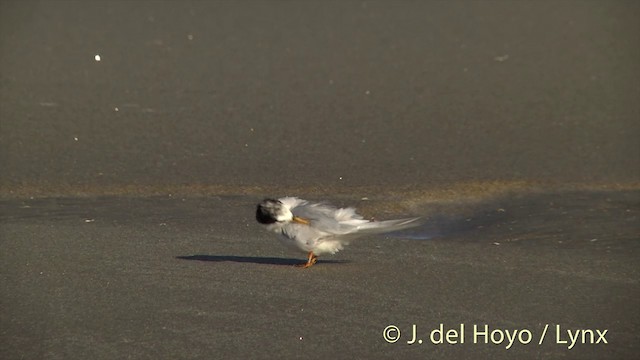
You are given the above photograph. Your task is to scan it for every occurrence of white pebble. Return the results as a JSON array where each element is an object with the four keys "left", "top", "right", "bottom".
[{"left": 94, "top": 54, "right": 101, "bottom": 61}]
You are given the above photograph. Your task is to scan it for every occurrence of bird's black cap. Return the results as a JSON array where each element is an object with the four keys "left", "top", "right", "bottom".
[{"left": 256, "top": 198, "right": 282, "bottom": 224}]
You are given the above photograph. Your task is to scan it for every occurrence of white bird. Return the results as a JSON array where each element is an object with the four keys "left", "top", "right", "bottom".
[{"left": 256, "top": 197, "right": 421, "bottom": 268}]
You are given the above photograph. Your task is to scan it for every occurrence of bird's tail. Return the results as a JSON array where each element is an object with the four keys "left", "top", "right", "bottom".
[{"left": 354, "top": 217, "right": 423, "bottom": 234}]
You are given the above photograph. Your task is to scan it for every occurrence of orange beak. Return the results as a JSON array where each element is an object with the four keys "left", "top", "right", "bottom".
[{"left": 292, "top": 216, "right": 310, "bottom": 225}]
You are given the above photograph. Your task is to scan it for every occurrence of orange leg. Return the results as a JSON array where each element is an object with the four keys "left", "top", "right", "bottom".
[{"left": 296, "top": 251, "right": 318, "bottom": 268}]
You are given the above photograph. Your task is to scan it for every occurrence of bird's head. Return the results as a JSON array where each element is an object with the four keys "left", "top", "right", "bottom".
[
  {"left": 256, "top": 198, "right": 293, "bottom": 224},
  {"left": 256, "top": 198, "right": 310, "bottom": 225}
]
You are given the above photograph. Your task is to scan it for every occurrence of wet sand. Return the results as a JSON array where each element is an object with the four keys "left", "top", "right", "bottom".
[
  {"left": 1, "top": 1, "right": 639, "bottom": 359},
  {"left": 1, "top": 190, "right": 639, "bottom": 359}
]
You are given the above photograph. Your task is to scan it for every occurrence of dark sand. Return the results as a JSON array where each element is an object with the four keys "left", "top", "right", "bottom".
[
  {"left": 1, "top": 1, "right": 639, "bottom": 359},
  {"left": 1, "top": 191, "right": 639, "bottom": 359}
]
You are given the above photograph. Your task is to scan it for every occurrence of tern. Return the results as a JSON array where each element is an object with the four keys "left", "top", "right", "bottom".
[{"left": 256, "top": 197, "right": 421, "bottom": 268}]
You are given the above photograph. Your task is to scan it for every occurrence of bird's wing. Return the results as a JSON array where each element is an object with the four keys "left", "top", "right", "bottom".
[
  {"left": 282, "top": 197, "right": 422, "bottom": 237},
  {"left": 280, "top": 197, "right": 365, "bottom": 235},
  {"left": 279, "top": 196, "right": 309, "bottom": 211}
]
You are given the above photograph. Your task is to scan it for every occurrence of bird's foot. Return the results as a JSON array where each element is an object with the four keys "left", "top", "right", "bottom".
[{"left": 296, "top": 252, "right": 318, "bottom": 268}]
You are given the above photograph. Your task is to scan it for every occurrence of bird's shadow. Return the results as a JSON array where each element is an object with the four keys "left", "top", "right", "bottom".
[{"left": 176, "top": 254, "right": 349, "bottom": 266}]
